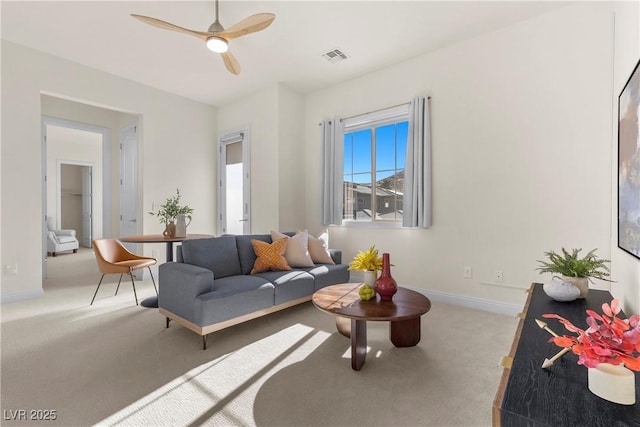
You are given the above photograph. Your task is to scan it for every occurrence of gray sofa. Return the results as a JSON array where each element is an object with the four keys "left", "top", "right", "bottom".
[{"left": 159, "top": 233, "right": 349, "bottom": 349}]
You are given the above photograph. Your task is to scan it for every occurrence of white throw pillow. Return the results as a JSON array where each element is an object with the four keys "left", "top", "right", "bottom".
[
  {"left": 270, "top": 230, "right": 315, "bottom": 268},
  {"left": 297, "top": 229, "right": 335, "bottom": 265}
]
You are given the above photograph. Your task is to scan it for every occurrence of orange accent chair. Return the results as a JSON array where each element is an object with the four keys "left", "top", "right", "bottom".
[{"left": 90, "top": 239, "right": 157, "bottom": 306}]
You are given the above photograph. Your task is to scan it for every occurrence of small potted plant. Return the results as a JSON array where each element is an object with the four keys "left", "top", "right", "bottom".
[
  {"left": 536, "top": 248, "right": 612, "bottom": 298},
  {"left": 543, "top": 299, "right": 640, "bottom": 404},
  {"left": 149, "top": 189, "right": 194, "bottom": 238},
  {"left": 348, "top": 245, "right": 383, "bottom": 291}
]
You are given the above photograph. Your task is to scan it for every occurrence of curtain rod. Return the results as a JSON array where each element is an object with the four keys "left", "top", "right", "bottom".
[
  {"left": 340, "top": 101, "right": 409, "bottom": 122},
  {"left": 317, "top": 96, "right": 431, "bottom": 126}
]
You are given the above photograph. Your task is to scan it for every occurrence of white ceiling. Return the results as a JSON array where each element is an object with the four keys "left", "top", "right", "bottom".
[{"left": 1, "top": 1, "right": 567, "bottom": 107}]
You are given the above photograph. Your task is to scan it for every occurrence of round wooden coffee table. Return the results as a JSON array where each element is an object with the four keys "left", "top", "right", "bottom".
[{"left": 312, "top": 283, "right": 431, "bottom": 371}]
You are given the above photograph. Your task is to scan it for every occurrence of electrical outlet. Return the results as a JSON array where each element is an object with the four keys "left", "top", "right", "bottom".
[
  {"left": 463, "top": 266, "right": 472, "bottom": 279},
  {"left": 4, "top": 264, "right": 17, "bottom": 275},
  {"left": 495, "top": 270, "right": 503, "bottom": 283}
]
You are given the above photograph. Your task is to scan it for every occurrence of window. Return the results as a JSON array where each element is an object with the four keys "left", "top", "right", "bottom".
[
  {"left": 342, "top": 105, "right": 409, "bottom": 223},
  {"left": 321, "top": 97, "right": 430, "bottom": 228}
]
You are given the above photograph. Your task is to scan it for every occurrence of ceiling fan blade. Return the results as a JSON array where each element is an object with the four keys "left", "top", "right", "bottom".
[
  {"left": 216, "top": 13, "right": 275, "bottom": 39},
  {"left": 131, "top": 14, "right": 212, "bottom": 41},
  {"left": 221, "top": 51, "right": 241, "bottom": 75}
]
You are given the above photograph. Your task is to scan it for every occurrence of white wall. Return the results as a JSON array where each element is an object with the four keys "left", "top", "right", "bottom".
[
  {"left": 217, "top": 85, "right": 278, "bottom": 233},
  {"left": 305, "top": 2, "right": 616, "bottom": 308},
  {"left": 611, "top": 1, "right": 640, "bottom": 313},
  {"left": 217, "top": 84, "right": 306, "bottom": 234},
  {"left": 277, "top": 84, "right": 306, "bottom": 231},
  {"left": 1, "top": 40, "right": 217, "bottom": 299}
]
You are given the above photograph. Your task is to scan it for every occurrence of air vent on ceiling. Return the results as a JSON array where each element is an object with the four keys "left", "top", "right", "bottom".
[{"left": 322, "top": 48, "right": 349, "bottom": 63}]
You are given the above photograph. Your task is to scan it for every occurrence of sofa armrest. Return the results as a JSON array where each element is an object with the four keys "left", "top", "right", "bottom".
[
  {"left": 53, "top": 229, "right": 76, "bottom": 237},
  {"left": 48, "top": 231, "right": 60, "bottom": 244},
  {"left": 159, "top": 262, "right": 214, "bottom": 322},
  {"left": 329, "top": 249, "right": 342, "bottom": 264}
]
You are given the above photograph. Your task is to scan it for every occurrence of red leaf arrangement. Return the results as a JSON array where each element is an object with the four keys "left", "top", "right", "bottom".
[{"left": 543, "top": 299, "right": 640, "bottom": 371}]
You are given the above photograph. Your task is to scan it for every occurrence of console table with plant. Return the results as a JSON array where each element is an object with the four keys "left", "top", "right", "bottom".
[{"left": 493, "top": 283, "right": 640, "bottom": 426}]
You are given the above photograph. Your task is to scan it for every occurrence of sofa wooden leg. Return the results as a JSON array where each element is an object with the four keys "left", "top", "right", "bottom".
[
  {"left": 203, "top": 335, "right": 208, "bottom": 350},
  {"left": 166, "top": 317, "right": 171, "bottom": 328}
]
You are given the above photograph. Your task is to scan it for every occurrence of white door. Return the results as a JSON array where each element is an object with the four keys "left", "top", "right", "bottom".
[
  {"left": 120, "top": 124, "right": 138, "bottom": 252},
  {"left": 219, "top": 131, "right": 250, "bottom": 234},
  {"left": 81, "top": 166, "right": 93, "bottom": 247}
]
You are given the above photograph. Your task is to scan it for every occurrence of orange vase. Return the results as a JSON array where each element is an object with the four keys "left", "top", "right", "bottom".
[{"left": 375, "top": 253, "right": 397, "bottom": 300}]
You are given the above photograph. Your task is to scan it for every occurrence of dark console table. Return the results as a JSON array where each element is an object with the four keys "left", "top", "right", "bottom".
[{"left": 493, "top": 283, "right": 640, "bottom": 426}]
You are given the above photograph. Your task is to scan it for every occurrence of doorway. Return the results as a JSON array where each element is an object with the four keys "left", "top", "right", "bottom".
[
  {"left": 42, "top": 117, "right": 109, "bottom": 279},
  {"left": 59, "top": 163, "right": 93, "bottom": 248},
  {"left": 219, "top": 130, "right": 251, "bottom": 234}
]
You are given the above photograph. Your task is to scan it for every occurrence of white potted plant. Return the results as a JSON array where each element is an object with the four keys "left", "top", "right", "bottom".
[{"left": 536, "top": 247, "right": 612, "bottom": 298}]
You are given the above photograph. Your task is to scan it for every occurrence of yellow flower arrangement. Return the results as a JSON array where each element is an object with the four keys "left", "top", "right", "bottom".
[{"left": 348, "top": 245, "right": 383, "bottom": 272}]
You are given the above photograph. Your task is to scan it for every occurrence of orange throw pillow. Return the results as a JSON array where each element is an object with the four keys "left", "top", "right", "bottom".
[{"left": 250, "top": 238, "right": 292, "bottom": 274}]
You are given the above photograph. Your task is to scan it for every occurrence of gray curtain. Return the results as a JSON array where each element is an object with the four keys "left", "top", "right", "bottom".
[
  {"left": 403, "top": 96, "right": 432, "bottom": 228},
  {"left": 321, "top": 120, "right": 343, "bottom": 225}
]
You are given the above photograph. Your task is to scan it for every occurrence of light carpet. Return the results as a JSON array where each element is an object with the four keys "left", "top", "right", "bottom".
[{"left": 1, "top": 248, "right": 517, "bottom": 426}]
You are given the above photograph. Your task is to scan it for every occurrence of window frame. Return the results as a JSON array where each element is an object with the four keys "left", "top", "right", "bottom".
[{"left": 341, "top": 104, "right": 410, "bottom": 226}]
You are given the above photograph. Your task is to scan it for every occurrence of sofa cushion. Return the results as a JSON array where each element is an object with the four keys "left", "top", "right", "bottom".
[
  {"left": 210, "top": 275, "right": 272, "bottom": 297},
  {"left": 57, "top": 235, "right": 77, "bottom": 244},
  {"left": 303, "top": 263, "right": 350, "bottom": 291},
  {"left": 271, "top": 230, "right": 315, "bottom": 268},
  {"left": 298, "top": 229, "right": 335, "bottom": 264},
  {"left": 181, "top": 236, "right": 242, "bottom": 279},
  {"left": 253, "top": 270, "right": 315, "bottom": 305},
  {"left": 250, "top": 238, "right": 291, "bottom": 274}
]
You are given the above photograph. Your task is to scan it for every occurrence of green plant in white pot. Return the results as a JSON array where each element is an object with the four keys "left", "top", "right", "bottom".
[
  {"left": 149, "top": 189, "right": 193, "bottom": 238},
  {"left": 536, "top": 248, "right": 612, "bottom": 299}
]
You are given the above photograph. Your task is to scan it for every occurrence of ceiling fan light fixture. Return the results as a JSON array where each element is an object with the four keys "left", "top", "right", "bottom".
[
  {"left": 206, "top": 36, "right": 228, "bottom": 53},
  {"left": 131, "top": 1, "right": 275, "bottom": 75}
]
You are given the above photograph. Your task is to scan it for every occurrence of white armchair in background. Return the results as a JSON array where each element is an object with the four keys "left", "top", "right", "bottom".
[{"left": 46, "top": 218, "right": 79, "bottom": 257}]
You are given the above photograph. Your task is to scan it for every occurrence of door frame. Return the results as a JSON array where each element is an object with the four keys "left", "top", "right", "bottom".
[
  {"left": 218, "top": 128, "right": 251, "bottom": 234},
  {"left": 56, "top": 160, "right": 95, "bottom": 248}
]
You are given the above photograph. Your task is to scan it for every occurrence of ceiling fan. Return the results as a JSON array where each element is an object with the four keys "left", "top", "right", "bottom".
[{"left": 131, "top": 0, "right": 275, "bottom": 75}]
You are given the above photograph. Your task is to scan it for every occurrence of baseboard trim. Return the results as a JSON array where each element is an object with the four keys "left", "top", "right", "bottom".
[
  {"left": 1, "top": 288, "right": 45, "bottom": 304},
  {"left": 412, "top": 287, "right": 523, "bottom": 317}
]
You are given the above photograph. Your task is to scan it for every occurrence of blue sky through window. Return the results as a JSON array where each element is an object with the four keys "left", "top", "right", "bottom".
[
  {"left": 344, "top": 122, "right": 407, "bottom": 184},
  {"left": 376, "top": 122, "right": 407, "bottom": 180}
]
